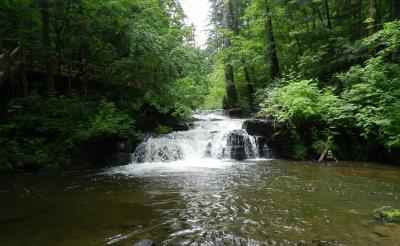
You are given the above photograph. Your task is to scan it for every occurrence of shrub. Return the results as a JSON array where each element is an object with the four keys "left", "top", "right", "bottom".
[{"left": 0, "top": 94, "right": 137, "bottom": 171}]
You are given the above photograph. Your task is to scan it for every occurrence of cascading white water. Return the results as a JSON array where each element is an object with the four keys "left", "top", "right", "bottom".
[{"left": 132, "top": 110, "right": 272, "bottom": 163}]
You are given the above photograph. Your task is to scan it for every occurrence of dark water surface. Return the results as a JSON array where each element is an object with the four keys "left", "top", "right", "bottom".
[{"left": 1, "top": 160, "right": 400, "bottom": 245}]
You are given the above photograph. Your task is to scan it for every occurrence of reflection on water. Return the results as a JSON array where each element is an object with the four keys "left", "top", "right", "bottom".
[{"left": 0, "top": 160, "right": 400, "bottom": 245}]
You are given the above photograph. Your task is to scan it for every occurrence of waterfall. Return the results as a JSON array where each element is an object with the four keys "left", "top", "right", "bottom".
[{"left": 132, "top": 110, "right": 272, "bottom": 163}]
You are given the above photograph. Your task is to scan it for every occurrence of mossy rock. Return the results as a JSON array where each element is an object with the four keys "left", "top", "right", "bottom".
[{"left": 373, "top": 206, "right": 400, "bottom": 223}]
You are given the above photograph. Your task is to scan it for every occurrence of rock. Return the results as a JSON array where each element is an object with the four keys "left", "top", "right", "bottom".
[
  {"left": 311, "top": 239, "right": 342, "bottom": 246},
  {"left": 243, "top": 120, "right": 293, "bottom": 159},
  {"left": 228, "top": 146, "right": 247, "bottom": 160},
  {"left": 224, "top": 130, "right": 255, "bottom": 160},
  {"left": 132, "top": 239, "right": 155, "bottom": 246},
  {"left": 242, "top": 119, "right": 276, "bottom": 137},
  {"left": 226, "top": 108, "right": 246, "bottom": 118},
  {"left": 132, "top": 140, "right": 183, "bottom": 163},
  {"left": 172, "top": 122, "right": 194, "bottom": 132},
  {"left": 114, "top": 142, "right": 129, "bottom": 152},
  {"left": 205, "top": 142, "right": 212, "bottom": 157},
  {"left": 255, "top": 137, "right": 274, "bottom": 158},
  {"left": 109, "top": 152, "right": 132, "bottom": 166},
  {"left": 20, "top": 155, "right": 35, "bottom": 166},
  {"left": 373, "top": 206, "right": 400, "bottom": 222}
]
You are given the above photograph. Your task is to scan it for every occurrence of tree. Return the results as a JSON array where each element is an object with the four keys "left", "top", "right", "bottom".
[
  {"left": 222, "top": 0, "right": 238, "bottom": 107},
  {"left": 394, "top": 0, "right": 400, "bottom": 20},
  {"left": 39, "top": 0, "right": 55, "bottom": 93},
  {"left": 264, "top": 5, "right": 279, "bottom": 79},
  {"left": 323, "top": 0, "right": 332, "bottom": 30},
  {"left": 368, "top": 0, "right": 378, "bottom": 36}
]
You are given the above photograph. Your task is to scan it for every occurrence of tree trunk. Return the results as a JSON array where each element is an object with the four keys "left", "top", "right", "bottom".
[
  {"left": 243, "top": 64, "right": 254, "bottom": 110},
  {"left": 368, "top": 0, "right": 378, "bottom": 56},
  {"left": 323, "top": 0, "right": 332, "bottom": 30},
  {"left": 222, "top": 0, "right": 238, "bottom": 108},
  {"left": 40, "top": 0, "right": 55, "bottom": 94},
  {"left": 265, "top": 6, "right": 280, "bottom": 80},
  {"left": 287, "top": 2, "right": 302, "bottom": 56},
  {"left": 350, "top": 0, "right": 363, "bottom": 41},
  {"left": 393, "top": 0, "right": 400, "bottom": 20},
  {"left": 229, "top": 1, "right": 240, "bottom": 36},
  {"left": 368, "top": 0, "right": 378, "bottom": 36}
]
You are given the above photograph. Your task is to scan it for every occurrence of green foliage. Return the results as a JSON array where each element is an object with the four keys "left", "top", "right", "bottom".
[
  {"left": 339, "top": 60, "right": 400, "bottom": 149},
  {"left": 363, "top": 21, "right": 400, "bottom": 59},
  {"left": 201, "top": 62, "right": 227, "bottom": 109},
  {"left": 256, "top": 77, "right": 343, "bottom": 159},
  {"left": 0, "top": 95, "right": 137, "bottom": 171},
  {"left": 0, "top": 0, "right": 210, "bottom": 171},
  {"left": 249, "top": 16, "right": 400, "bottom": 162},
  {"left": 292, "top": 133, "right": 308, "bottom": 160},
  {"left": 154, "top": 124, "right": 172, "bottom": 135},
  {"left": 258, "top": 79, "right": 342, "bottom": 125}
]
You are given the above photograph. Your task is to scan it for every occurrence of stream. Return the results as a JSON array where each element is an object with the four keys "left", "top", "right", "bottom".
[{"left": 1, "top": 111, "right": 399, "bottom": 245}]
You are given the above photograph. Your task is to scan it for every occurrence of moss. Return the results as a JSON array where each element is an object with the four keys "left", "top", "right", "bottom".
[
  {"left": 154, "top": 124, "right": 172, "bottom": 135},
  {"left": 374, "top": 206, "right": 400, "bottom": 223},
  {"left": 380, "top": 209, "right": 400, "bottom": 222}
]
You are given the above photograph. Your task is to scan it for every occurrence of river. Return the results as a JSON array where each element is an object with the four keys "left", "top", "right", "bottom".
[{"left": 0, "top": 111, "right": 399, "bottom": 245}]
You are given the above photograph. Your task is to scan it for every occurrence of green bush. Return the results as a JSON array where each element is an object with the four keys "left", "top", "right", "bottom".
[
  {"left": 256, "top": 56, "right": 400, "bottom": 160},
  {"left": 259, "top": 79, "right": 342, "bottom": 125},
  {"left": 256, "top": 78, "right": 342, "bottom": 159},
  {"left": 154, "top": 124, "right": 172, "bottom": 135},
  {"left": 0, "top": 94, "right": 138, "bottom": 171},
  {"left": 339, "top": 60, "right": 400, "bottom": 149}
]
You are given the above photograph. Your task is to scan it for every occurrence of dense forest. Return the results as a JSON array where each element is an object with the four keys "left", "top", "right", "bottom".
[{"left": 0, "top": 0, "right": 399, "bottom": 171}]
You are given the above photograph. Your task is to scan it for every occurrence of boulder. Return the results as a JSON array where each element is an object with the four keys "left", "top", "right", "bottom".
[
  {"left": 242, "top": 119, "right": 275, "bottom": 137},
  {"left": 224, "top": 130, "right": 255, "bottom": 160},
  {"left": 373, "top": 206, "right": 400, "bottom": 222},
  {"left": 255, "top": 137, "right": 274, "bottom": 158},
  {"left": 226, "top": 108, "right": 246, "bottom": 118},
  {"left": 113, "top": 141, "right": 130, "bottom": 152},
  {"left": 132, "top": 239, "right": 155, "bottom": 246},
  {"left": 107, "top": 152, "right": 132, "bottom": 166},
  {"left": 228, "top": 146, "right": 247, "bottom": 160}
]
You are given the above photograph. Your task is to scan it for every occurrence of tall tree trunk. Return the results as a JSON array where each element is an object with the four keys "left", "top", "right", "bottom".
[
  {"left": 391, "top": 0, "right": 400, "bottom": 62},
  {"left": 323, "top": 0, "right": 332, "bottom": 30},
  {"left": 350, "top": 0, "right": 363, "bottom": 41},
  {"left": 40, "top": 0, "right": 55, "bottom": 94},
  {"left": 368, "top": 0, "right": 378, "bottom": 56},
  {"left": 230, "top": 1, "right": 240, "bottom": 36},
  {"left": 222, "top": 0, "right": 238, "bottom": 108},
  {"left": 393, "top": 0, "right": 400, "bottom": 20},
  {"left": 368, "top": 0, "right": 378, "bottom": 36},
  {"left": 265, "top": 6, "right": 280, "bottom": 80},
  {"left": 287, "top": 2, "right": 302, "bottom": 56}
]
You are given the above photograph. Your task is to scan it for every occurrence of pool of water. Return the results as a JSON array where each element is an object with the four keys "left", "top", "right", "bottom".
[{"left": 1, "top": 160, "right": 399, "bottom": 245}]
